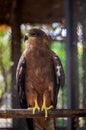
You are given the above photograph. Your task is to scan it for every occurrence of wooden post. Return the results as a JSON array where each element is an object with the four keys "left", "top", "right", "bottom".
[
  {"left": 65, "top": 0, "right": 79, "bottom": 130},
  {"left": 10, "top": 1, "right": 28, "bottom": 129}
]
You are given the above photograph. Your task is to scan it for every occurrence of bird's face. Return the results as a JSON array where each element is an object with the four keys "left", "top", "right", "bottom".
[{"left": 24, "top": 28, "right": 49, "bottom": 48}]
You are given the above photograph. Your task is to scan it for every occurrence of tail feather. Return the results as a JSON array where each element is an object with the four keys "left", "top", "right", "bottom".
[
  {"left": 34, "top": 120, "right": 43, "bottom": 130},
  {"left": 45, "top": 118, "right": 56, "bottom": 130},
  {"left": 33, "top": 118, "right": 56, "bottom": 130}
]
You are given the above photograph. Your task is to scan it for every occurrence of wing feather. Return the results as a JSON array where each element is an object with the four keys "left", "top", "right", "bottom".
[
  {"left": 51, "top": 51, "right": 65, "bottom": 88},
  {"left": 16, "top": 54, "right": 34, "bottom": 130},
  {"left": 16, "top": 54, "right": 27, "bottom": 108},
  {"left": 50, "top": 50, "right": 65, "bottom": 107}
]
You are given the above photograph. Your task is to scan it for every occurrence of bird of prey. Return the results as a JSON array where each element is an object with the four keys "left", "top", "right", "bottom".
[{"left": 16, "top": 28, "right": 65, "bottom": 130}]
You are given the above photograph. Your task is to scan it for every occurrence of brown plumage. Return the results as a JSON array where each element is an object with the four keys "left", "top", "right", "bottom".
[{"left": 16, "top": 28, "right": 65, "bottom": 130}]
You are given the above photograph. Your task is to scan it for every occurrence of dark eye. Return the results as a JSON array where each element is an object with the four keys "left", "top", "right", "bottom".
[{"left": 30, "top": 32, "right": 40, "bottom": 37}]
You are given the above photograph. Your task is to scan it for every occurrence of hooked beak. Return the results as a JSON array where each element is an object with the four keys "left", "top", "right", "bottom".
[{"left": 24, "top": 34, "right": 28, "bottom": 42}]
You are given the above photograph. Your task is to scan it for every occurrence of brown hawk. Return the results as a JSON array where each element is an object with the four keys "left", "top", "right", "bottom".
[{"left": 16, "top": 28, "right": 65, "bottom": 130}]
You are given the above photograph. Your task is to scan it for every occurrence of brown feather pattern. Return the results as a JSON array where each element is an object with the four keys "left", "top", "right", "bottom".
[{"left": 16, "top": 28, "right": 65, "bottom": 130}]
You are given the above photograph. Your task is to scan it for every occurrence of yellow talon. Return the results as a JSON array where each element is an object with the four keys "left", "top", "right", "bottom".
[
  {"left": 41, "top": 96, "right": 53, "bottom": 118},
  {"left": 33, "top": 99, "right": 40, "bottom": 114},
  {"left": 41, "top": 105, "right": 53, "bottom": 118}
]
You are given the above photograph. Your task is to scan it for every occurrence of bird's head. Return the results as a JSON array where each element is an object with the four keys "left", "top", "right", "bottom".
[{"left": 24, "top": 28, "right": 49, "bottom": 48}]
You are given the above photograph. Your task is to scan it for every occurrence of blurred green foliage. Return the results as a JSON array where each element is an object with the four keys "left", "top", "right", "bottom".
[
  {"left": 0, "top": 31, "right": 11, "bottom": 69},
  {"left": 0, "top": 29, "right": 11, "bottom": 104}
]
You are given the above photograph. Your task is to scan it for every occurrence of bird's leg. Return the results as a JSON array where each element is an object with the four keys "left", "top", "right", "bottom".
[
  {"left": 41, "top": 95, "right": 53, "bottom": 118},
  {"left": 33, "top": 97, "right": 40, "bottom": 114},
  {"left": 27, "top": 91, "right": 40, "bottom": 114}
]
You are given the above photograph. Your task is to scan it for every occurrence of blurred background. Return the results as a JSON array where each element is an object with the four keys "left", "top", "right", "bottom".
[{"left": 0, "top": 0, "right": 86, "bottom": 130}]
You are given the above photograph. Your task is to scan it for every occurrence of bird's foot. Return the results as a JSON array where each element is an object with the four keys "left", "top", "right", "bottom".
[
  {"left": 41, "top": 96, "right": 53, "bottom": 118},
  {"left": 33, "top": 99, "right": 40, "bottom": 114},
  {"left": 41, "top": 104, "right": 53, "bottom": 118}
]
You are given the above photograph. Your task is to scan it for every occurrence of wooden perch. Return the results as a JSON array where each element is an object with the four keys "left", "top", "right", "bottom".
[{"left": 0, "top": 109, "right": 86, "bottom": 118}]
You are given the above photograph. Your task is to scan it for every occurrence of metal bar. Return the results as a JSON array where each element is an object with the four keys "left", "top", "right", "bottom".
[{"left": 65, "top": 0, "right": 79, "bottom": 129}]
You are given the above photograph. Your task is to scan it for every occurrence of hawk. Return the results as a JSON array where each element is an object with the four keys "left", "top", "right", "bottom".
[{"left": 16, "top": 28, "right": 65, "bottom": 130}]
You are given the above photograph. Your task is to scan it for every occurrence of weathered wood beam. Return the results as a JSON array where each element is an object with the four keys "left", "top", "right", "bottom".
[{"left": 0, "top": 109, "right": 86, "bottom": 118}]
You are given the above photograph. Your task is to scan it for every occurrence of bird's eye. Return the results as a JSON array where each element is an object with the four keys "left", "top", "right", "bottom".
[{"left": 30, "top": 32, "right": 40, "bottom": 37}]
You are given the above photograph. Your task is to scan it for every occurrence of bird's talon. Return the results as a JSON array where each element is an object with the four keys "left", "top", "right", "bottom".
[
  {"left": 33, "top": 106, "right": 40, "bottom": 114},
  {"left": 41, "top": 105, "right": 53, "bottom": 118},
  {"left": 32, "top": 99, "right": 40, "bottom": 114}
]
